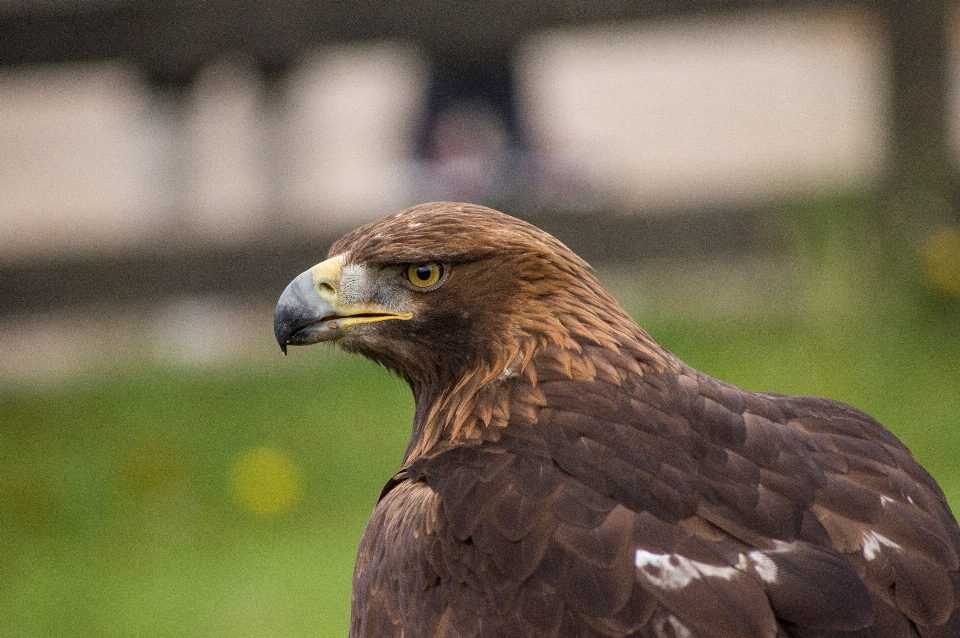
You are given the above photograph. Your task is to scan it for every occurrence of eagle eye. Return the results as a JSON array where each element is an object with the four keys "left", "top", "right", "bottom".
[{"left": 405, "top": 262, "right": 444, "bottom": 289}]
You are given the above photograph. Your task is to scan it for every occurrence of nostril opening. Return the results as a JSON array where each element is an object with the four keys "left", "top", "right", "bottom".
[{"left": 317, "top": 281, "right": 336, "bottom": 296}]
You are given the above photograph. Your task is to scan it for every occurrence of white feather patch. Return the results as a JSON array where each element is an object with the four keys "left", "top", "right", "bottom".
[
  {"left": 635, "top": 550, "right": 741, "bottom": 590},
  {"left": 861, "top": 530, "right": 902, "bottom": 560},
  {"left": 746, "top": 551, "right": 779, "bottom": 584},
  {"left": 665, "top": 616, "right": 692, "bottom": 638}
]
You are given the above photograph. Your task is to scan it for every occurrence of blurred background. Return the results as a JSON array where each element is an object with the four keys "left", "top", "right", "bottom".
[{"left": 2, "top": 1, "right": 960, "bottom": 636}]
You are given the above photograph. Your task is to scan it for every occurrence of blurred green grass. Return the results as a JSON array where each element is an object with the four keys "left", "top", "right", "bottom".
[
  {"left": 2, "top": 201, "right": 959, "bottom": 637},
  {"left": 0, "top": 353, "right": 413, "bottom": 638}
]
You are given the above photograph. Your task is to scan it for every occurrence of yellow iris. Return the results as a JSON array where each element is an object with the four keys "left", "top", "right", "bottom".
[{"left": 406, "top": 262, "right": 443, "bottom": 288}]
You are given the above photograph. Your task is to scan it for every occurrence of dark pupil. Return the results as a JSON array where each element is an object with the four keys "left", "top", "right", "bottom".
[{"left": 415, "top": 265, "right": 433, "bottom": 281}]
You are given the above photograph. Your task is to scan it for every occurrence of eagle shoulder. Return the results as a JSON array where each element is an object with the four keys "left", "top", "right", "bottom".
[{"left": 352, "top": 478, "right": 443, "bottom": 638}]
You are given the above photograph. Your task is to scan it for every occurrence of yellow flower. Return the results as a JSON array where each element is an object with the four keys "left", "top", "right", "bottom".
[
  {"left": 923, "top": 226, "right": 960, "bottom": 297},
  {"left": 230, "top": 447, "right": 302, "bottom": 515}
]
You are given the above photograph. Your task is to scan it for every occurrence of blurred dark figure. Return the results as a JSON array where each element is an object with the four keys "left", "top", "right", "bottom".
[
  {"left": 413, "top": 60, "right": 524, "bottom": 207},
  {"left": 412, "top": 57, "right": 596, "bottom": 212}
]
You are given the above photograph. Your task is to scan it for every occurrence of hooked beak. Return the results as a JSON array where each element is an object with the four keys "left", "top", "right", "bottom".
[{"left": 273, "top": 255, "right": 412, "bottom": 354}]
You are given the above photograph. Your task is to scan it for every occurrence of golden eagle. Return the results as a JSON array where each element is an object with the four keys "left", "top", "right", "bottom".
[{"left": 274, "top": 203, "right": 960, "bottom": 637}]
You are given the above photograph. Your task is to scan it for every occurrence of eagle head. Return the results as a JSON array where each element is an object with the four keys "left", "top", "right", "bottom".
[{"left": 275, "top": 202, "right": 637, "bottom": 384}]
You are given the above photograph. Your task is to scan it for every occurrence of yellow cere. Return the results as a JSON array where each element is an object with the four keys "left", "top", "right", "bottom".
[{"left": 230, "top": 446, "right": 303, "bottom": 515}]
